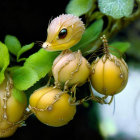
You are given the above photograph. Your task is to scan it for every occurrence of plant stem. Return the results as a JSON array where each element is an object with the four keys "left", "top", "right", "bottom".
[{"left": 85, "top": 1, "right": 140, "bottom": 55}]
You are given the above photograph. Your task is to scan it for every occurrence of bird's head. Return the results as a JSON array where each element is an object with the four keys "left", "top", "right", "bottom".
[{"left": 42, "top": 14, "right": 85, "bottom": 51}]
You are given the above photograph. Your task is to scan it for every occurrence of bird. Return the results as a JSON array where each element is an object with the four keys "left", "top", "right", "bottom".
[{"left": 42, "top": 14, "right": 85, "bottom": 51}]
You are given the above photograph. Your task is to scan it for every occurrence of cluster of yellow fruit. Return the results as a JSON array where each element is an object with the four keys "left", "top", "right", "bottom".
[
  {"left": 0, "top": 14, "right": 129, "bottom": 137},
  {"left": 0, "top": 77, "right": 27, "bottom": 137},
  {"left": 29, "top": 15, "right": 128, "bottom": 127},
  {"left": 29, "top": 49, "right": 91, "bottom": 127},
  {"left": 29, "top": 44, "right": 128, "bottom": 127}
]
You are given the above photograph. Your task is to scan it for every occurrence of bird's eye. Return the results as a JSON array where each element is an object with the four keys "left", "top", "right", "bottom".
[{"left": 58, "top": 28, "right": 67, "bottom": 39}]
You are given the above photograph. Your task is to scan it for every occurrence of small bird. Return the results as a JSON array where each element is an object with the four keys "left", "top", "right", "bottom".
[{"left": 42, "top": 14, "right": 85, "bottom": 51}]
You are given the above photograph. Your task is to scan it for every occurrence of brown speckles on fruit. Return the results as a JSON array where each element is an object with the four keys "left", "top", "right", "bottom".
[
  {"left": 47, "top": 105, "right": 53, "bottom": 111},
  {"left": 0, "top": 78, "right": 27, "bottom": 138},
  {"left": 120, "top": 73, "right": 124, "bottom": 79},
  {"left": 90, "top": 35, "right": 129, "bottom": 96},
  {"left": 29, "top": 86, "right": 76, "bottom": 127},
  {"left": 90, "top": 54, "right": 128, "bottom": 96},
  {"left": 52, "top": 50, "right": 91, "bottom": 88}
]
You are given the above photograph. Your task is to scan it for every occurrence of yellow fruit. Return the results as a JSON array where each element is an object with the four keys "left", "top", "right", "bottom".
[
  {"left": 52, "top": 50, "right": 91, "bottom": 88},
  {"left": 42, "top": 14, "right": 85, "bottom": 51},
  {"left": 29, "top": 86, "right": 76, "bottom": 127},
  {"left": 0, "top": 79, "right": 27, "bottom": 138},
  {"left": 0, "top": 121, "right": 18, "bottom": 138},
  {"left": 90, "top": 54, "right": 128, "bottom": 95}
]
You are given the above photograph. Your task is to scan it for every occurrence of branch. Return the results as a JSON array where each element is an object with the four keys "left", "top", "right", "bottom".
[{"left": 85, "top": 1, "right": 140, "bottom": 55}]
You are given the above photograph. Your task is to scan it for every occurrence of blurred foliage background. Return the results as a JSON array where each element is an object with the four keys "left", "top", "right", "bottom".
[{"left": 0, "top": 0, "right": 140, "bottom": 140}]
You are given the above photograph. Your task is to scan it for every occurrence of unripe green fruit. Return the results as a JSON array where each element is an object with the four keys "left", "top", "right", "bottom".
[
  {"left": 52, "top": 50, "right": 91, "bottom": 87},
  {"left": 0, "top": 79, "right": 27, "bottom": 138},
  {"left": 29, "top": 86, "right": 76, "bottom": 127},
  {"left": 90, "top": 54, "right": 128, "bottom": 95}
]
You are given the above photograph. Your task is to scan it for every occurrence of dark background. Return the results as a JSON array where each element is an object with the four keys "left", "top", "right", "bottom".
[
  {"left": 0, "top": 0, "right": 69, "bottom": 44},
  {"left": 0, "top": 0, "right": 102, "bottom": 140}
]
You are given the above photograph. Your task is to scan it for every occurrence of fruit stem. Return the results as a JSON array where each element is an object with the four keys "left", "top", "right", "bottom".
[
  {"left": 100, "top": 35, "right": 110, "bottom": 57},
  {"left": 70, "top": 84, "right": 78, "bottom": 103},
  {"left": 14, "top": 108, "right": 33, "bottom": 126},
  {"left": 84, "top": 0, "right": 140, "bottom": 56},
  {"left": 89, "top": 85, "right": 114, "bottom": 105}
]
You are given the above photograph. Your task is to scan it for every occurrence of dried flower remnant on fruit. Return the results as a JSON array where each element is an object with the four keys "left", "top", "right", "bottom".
[
  {"left": 52, "top": 50, "right": 91, "bottom": 89},
  {"left": 90, "top": 35, "right": 128, "bottom": 96},
  {"left": 29, "top": 86, "right": 76, "bottom": 127},
  {"left": 42, "top": 14, "right": 85, "bottom": 51}
]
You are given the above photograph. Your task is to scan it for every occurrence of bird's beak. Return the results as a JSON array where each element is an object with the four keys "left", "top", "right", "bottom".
[{"left": 42, "top": 42, "right": 52, "bottom": 50}]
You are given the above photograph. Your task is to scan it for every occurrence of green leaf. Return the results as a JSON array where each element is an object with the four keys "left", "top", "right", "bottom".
[
  {"left": 126, "top": 39, "right": 140, "bottom": 60},
  {"left": 17, "top": 42, "right": 34, "bottom": 62},
  {"left": 98, "top": 0, "right": 134, "bottom": 19},
  {"left": 12, "top": 88, "right": 27, "bottom": 104},
  {"left": 66, "top": 0, "right": 93, "bottom": 16},
  {"left": 7, "top": 66, "right": 21, "bottom": 72},
  {"left": 109, "top": 42, "right": 131, "bottom": 58},
  {"left": 10, "top": 49, "right": 59, "bottom": 91},
  {"left": 11, "top": 66, "right": 39, "bottom": 90},
  {"left": 72, "top": 19, "right": 103, "bottom": 52},
  {"left": 5, "top": 35, "right": 21, "bottom": 55},
  {"left": 24, "top": 49, "right": 59, "bottom": 79},
  {"left": 0, "top": 42, "right": 10, "bottom": 84}
]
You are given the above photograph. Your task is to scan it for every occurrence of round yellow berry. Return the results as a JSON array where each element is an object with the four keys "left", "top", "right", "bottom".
[
  {"left": 0, "top": 79, "right": 27, "bottom": 138},
  {"left": 0, "top": 120, "right": 18, "bottom": 138},
  {"left": 29, "top": 86, "right": 76, "bottom": 127},
  {"left": 90, "top": 54, "right": 128, "bottom": 95},
  {"left": 52, "top": 50, "right": 91, "bottom": 87}
]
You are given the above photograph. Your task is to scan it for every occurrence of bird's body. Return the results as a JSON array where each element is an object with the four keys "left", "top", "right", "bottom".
[{"left": 42, "top": 14, "right": 85, "bottom": 51}]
